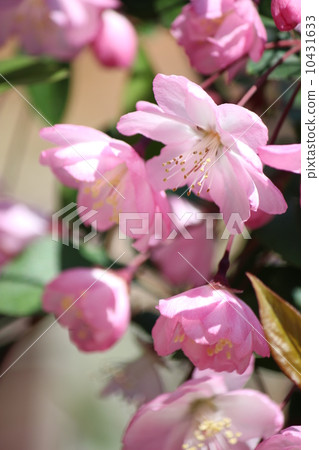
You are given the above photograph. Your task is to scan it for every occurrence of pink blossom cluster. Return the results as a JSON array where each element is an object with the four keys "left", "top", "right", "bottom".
[
  {"left": 35, "top": 0, "right": 301, "bottom": 444},
  {"left": 0, "top": 0, "right": 137, "bottom": 67}
]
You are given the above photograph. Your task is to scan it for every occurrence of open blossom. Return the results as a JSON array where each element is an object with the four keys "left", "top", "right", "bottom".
[
  {"left": 42, "top": 267, "right": 130, "bottom": 351},
  {"left": 40, "top": 125, "right": 172, "bottom": 251},
  {"left": 0, "top": 201, "right": 48, "bottom": 267},
  {"left": 171, "top": 0, "right": 267, "bottom": 75},
  {"left": 257, "top": 143, "right": 301, "bottom": 174},
  {"left": 256, "top": 425, "right": 301, "bottom": 449},
  {"left": 0, "top": 0, "right": 120, "bottom": 60},
  {"left": 92, "top": 10, "right": 137, "bottom": 68},
  {"left": 152, "top": 283, "right": 269, "bottom": 373},
  {"left": 117, "top": 74, "right": 287, "bottom": 232},
  {"left": 271, "top": 0, "right": 301, "bottom": 31},
  {"left": 123, "top": 376, "right": 284, "bottom": 450}
]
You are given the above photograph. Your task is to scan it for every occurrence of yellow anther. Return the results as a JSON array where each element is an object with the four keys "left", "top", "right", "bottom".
[{"left": 224, "top": 430, "right": 233, "bottom": 438}]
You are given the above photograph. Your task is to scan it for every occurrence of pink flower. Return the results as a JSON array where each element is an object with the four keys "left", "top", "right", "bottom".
[
  {"left": 117, "top": 74, "right": 287, "bottom": 232},
  {"left": 150, "top": 196, "right": 216, "bottom": 287},
  {"left": 123, "top": 376, "right": 284, "bottom": 449},
  {"left": 170, "top": 0, "right": 267, "bottom": 75},
  {"left": 40, "top": 124, "right": 172, "bottom": 251},
  {"left": 152, "top": 283, "right": 269, "bottom": 373},
  {"left": 0, "top": 200, "right": 48, "bottom": 266},
  {"left": 0, "top": 0, "right": 118, "bottom": 59},
  {"left": 257, "top": 144, "right": 301, "bottom": 174},
  {"left": 256, "top": 425, "right": 301, "bottom": 449},
  {"left": 42, "top": 267, "right": 130, "bottom": 352},
  {"left": 271, "top": 0, "right": 301, "bottom": 31},
  {"left": 92, "top": 10, "right": 137, "bottom": 68}
]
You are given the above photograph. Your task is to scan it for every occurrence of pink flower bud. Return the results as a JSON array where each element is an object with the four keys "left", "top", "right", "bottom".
[
  {"left": 171, "top": 0, "right": 267, "bottom": 75},
  {"left": 271, "top": 0, "right": 301, "bottom": 31},
  {"left": 152, "top": 282, "right": 270, "bottom": 373},
  {"left": 92, "top": 10, "right": 137, "bottom": 68},
  {"left": 42, "top": 267, "right": 130, "bottom": 352}
]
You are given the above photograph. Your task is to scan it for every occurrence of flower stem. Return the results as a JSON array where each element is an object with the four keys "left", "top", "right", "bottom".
[
  {"left": 265, "top": 39, "right": 300, "bottom": 50},
  {"left": 120, "top": 252, "right": 150, "bottom": 283},
  {"left": 280, "top": 384, "right": 297, "bottom": 410},
  {"left": 269, "top": 79, "right": 301, "bottom": 144},
  {"left": 214, "top": 236, "right": 234, "bottom": 285},
  {"left": 237, "top": 43, "right": 301, "bottom": 107}
]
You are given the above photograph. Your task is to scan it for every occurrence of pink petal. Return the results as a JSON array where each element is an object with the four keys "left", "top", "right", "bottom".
[
  {"left": 217, "top": 103, "right": 268, "bottom": 150},
  {"left": 209, "top": 154, "right": 251, "bottom": 229},
  {"left": 117, "top": 102, "right": 196, "bottom": 145},
  {"left": 245, "top": 166, "right": 288, "bottom": 215},
  {"left": 153, "top": 74, "right": 218, "bottom": 130},
  {"left": 40, "top": 124, "right": 111, "bottom": 146},
  {"left": 215, "top": 390, "right": 284, "bottom": 441},
  {"left": 257, "top": 144, "right": 301, "bottom": 174}
]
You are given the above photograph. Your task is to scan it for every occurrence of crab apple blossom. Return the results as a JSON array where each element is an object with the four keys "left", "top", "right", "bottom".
[
  {"left": 42, "top": 267, "right": 130, "bottom": 352},
  {"left": 117, "top": 74, "right": 287, "bottom": 232},
  {"left": 256, "top": 425, "right": 301, "bottom": 449},
  {"left": 271, "top": 0, "right": 301, "bottom": 31},
  {"left": 152, "top": 283, "right": 269, "bottom": 373},
  {"left": 257, "top": 143, "right": 301, "bottom": 174},
  {"left": 40, "top": 125, "right": 172, "bottom": 252},
  {"left": 170, "top": 0, "right": 267, "bottom": 76},
  {"left": 92, "top": 10, "right": 137, "bottom": 68},
  {"left": 0, "top": 0, "right": 120, "bottom": 60},
  {"left": 122, "top": 376, "right": 284, "bottom": 450}
]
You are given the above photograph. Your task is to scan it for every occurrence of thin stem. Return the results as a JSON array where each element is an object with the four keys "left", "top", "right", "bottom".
[
  {"left": 265, "top": 39, "right": 300, "bottom": 50},
  {"left": 213, "top": 235, "right": 235, "bottom": 285},
  {"left": 269, "top": 79, "right": 301, "bottom": 144},
  {"left": 237, "top": 43, "right": 301, "bottom": 107},
  {"left": 120, "top": 252, "right": 150, "bottom": 283},
  {"left": 280, "top": 384, "right": 297, "bottom": 410}
]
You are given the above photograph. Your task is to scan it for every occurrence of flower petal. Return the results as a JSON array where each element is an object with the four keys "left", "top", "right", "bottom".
[
  {"left": 117, "top": 101, "right": 196, "bottom": 144},
  {"left": 257, "top": 144, "right": 301, "bottom": 174}
]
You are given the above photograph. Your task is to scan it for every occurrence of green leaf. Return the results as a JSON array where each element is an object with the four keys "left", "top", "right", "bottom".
[
  {"left": 0, "top": 236, "right": 60, "bottom": 316},
  {"left": 0, "top": 55, "right": 69, "bottom": 93},
  {"left": 155, "top": 0, "right": 185, "bottom": 27},
  {"left": 28, "top": 76, "right": 69, "bottom": 124},
  {"left": 247, "top": 273, "right": 301, "bottom": 388}
]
